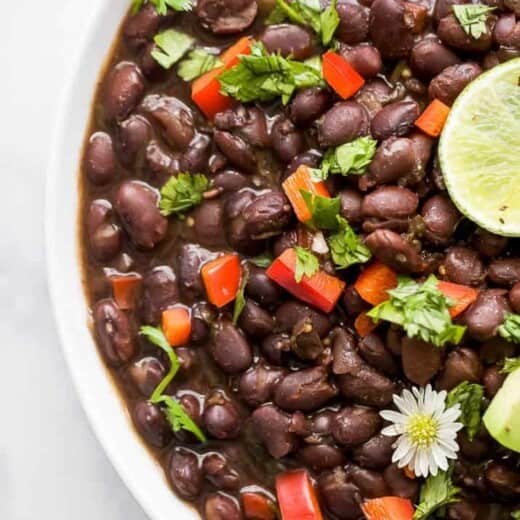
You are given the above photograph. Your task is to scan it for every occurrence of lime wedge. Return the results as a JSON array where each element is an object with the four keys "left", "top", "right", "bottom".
[{"left": 438, "top": 58, "right": 520, "bottom": 237}]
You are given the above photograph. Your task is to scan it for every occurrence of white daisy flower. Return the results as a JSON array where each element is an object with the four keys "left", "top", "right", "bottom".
[{"left": 380, "top": 384, "right": 463, "bottom": 478}]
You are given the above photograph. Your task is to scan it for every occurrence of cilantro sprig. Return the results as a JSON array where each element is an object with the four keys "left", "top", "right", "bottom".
[
  {"left": 446, "top": 382, "right": 484, "bottom": 440},
  {"left": 249, "top": 253, "right": 273, "bottom": 268},
  {"left": 178, "top": 49, "right": 223, "bottom": 81},
  {"left": 151, "top": 29, "right": 194, "bottom": 69},
  {"left": 328, "top": 216, "right": 371, "bottom": 270},
  {"left": 321, "top": 137, "right": 377, "bottom": 178},
  {"left": 301, "top": 190, "right": 341, "bottom": 230},
  {"left": 218, "top": 42, "right": 323, "bottom": 105},
  {"left": 452, "top": 4, "right": 495, "bottom": 40},
  {"left": 132, "top": 0, "right": 193, "bottom": 15},
  {"left": 498, "top": 313, "right": 520, "bottom": 344},
  {"left": 267, "top": 0, "right": 340, "bottom": 46},
  {"left": 140, "top": 326, "right": 206, "bottom": 442},
  {"left": 295, "top": 246, "right": 320, "bottom": 282},
  {"left": 159, "top": 173, "right": 210, "bottom": 217},
  {"left": 233, "top": 270, "right": 248, "bottom": 324},
  {"left": 502, "top": 356, "right": 520, "bottom": 374},
  {"left": 413, "top": 468, "right": 460, "bottom": 520},
  {"left": 367, "top": 275, "right": 467, "bottom": 347}
]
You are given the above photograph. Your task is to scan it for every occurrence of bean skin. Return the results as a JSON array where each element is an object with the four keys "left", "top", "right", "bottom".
[
  {"left": 85, "top": 132, "right": 117, "bottom": 185},
  {"left": 488, "top": 258, "right": 520, "bottom": 286},
  {"left": 422, "top": 194, "right": 460, "bottom": 245},
  {"left": 238, "top": 363, "right": 285, "bottom": 407},
  {"left": 124, "top": 3, "right": 163, "bottom": 48},
  {"left": 299, "top": 444, "right": 345, "bottom": 470},
  {"left": 168, "top": 448, "right": 203, "bottom": 499},
  {"left": 331, "top": 406, "right": 382, "bottom": 447},
  {"left": 410, "top": 38, "right": 461, "bottom": 78},
  {"left": 86, "top": 200, "right": 122, "bottom": 261},
  {"left": 428, "top": 62, "right": 482, "bottom": 106},
  {"left": 371, "top": 101, "right": 420, "bottom": 141},
  {"left": 436, "top": 347, "right": 483, "bottom": 391},
  {"left": 438, "top": 14, "right": 494, "bottom": 53},
  {"left": 271, "top": 117, "right": 305, "bottom": 163},
  {"left": 354, "top": 433, "right": 396, "bottom": 469},
  {"left": 318, "top": 468, "right": 362, "bottom": 520},
  {"left": 211, "top": 320, "right": 253, "bottom": 374},
  {"left": 128, "top": 356, "right": 165, "bottom": 397},
  {"left": 401, "top": 337, "right": 442, "bottom": 385},
  {"left": 289, "top": 88, "right": 332, "bottom": 127},
  {"left": 204, "top": 493, "right": 242, "bottom": 520},
  {"left": 204, "top": 393, "right": 241, "bottom": 440},
  {"left": 93, "top": 299, "right": 135, "bottom": 366},
  {"left": 510, "top": 282, "right": 520, "bottom": 312},
  {"left": 260, "top": 24, "right": 314, "bottom": 60},
  {"left": 336, "top": 2, "right": 369, "bottom": 44},
  {"left": 197, "top": 0, "right": 257, "bottom": 35},
  {"left": 317, "top": 102, "right": 369, "bottom": 148},
  {"left": 464, "top": 290, "right": 511, "bottom": 341},
  {"left": 116, "top": 115, "right": 152, "bottom": 166},
  {"left": 238, "top": 300, "right": 275, "bottom": 338},
  {"left": 362, "top": 186, "right": 419, "bottom": 220},
  {"left": 443, "top": 246, "right": 486, "bottom": 287},
  {"left": 341, "top": 44, "right": 383, "bottom": 78},
  {"left": 132, "top": 400, "right": 172, "bottom": 448}
]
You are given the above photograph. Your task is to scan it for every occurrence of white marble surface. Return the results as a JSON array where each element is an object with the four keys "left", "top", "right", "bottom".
[{"left": 0, "top": 1, "right": 147, "bottom": 518}]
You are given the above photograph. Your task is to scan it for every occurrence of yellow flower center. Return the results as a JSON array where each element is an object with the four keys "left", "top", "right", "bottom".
[{"left": 407, "top": 414, "right": 438, "bottom": 448}]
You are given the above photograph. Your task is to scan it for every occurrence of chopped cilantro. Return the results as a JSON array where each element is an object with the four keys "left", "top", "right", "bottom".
[
  {"left": 132, "top": 0, "right": 193, "bottom": 15},
  {"left": 498, "top": 313, "right": 520, "bottom": 344},
  {"left": 321, "top": 136, "right": 377, "bottom": 178},
  {"left": 233, "top": 270, "right": 248, "bottom": 324},
  {"left": 159, "top": 173, "right": 209, "bottom": 217},
  {"left": 367, "top": 275, "right": 467, "bottom": 347},
  {"left": 294, "top": 246, "right": 320, "bottom": 282},
  {"left": 300, "top": 190, "right": 341, "bottom": 230},
  {"left": 328, "top": 216, "right": 372, "bottom": 269},
  {"left": 446, "top": 382, "right": 484, "bottom": 440},
  {"left": 413, "top": 468, "right": 460, "bottom": 520},
  {"left": 155, "top": 395, "right": 206, "bottom": 442},
  {"left": 151, "top": 29, "right": 194, "bottom": 69},
  {"left": 249, "top": 253, "right": 274, "bottom": 268},
  {"left": 502, "top": 356, "right": 520, "bottom": 374},
  {"left": 452, "top": 4, "right": 495, "bottom": 40},
  {"left": 178, "top": 49, "right": 222, "bottom": 81}
]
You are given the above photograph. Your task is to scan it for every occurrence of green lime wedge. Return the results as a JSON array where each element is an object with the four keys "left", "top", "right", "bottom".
[{"left": 439, "top": 58, "right": 520, "bottom": 237}]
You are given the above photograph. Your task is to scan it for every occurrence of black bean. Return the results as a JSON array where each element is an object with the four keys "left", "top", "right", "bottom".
[
  {"left": 299, "top": 444, "right": 345, "bottom": 470},
  {"left": 238, "top": 363, "right": 285, "bottom": 407},
  {"left": 493, "top": 14, "right": 520, "bottom": 46},
  {"left": 116, "top": 115, "right": 151, "bottom": 166},
  {"left": 243, "top": 190, "right": 292, "bottom": 238},
  {"left": 284, "top": 151, "right": 322, "bottom": 180},
  {"left": 291, "top": 317, "right": 324, "bottom": 361},
  {"left": 251, "top": 404, "right": 300, "bottom": 458},
  {"left": 472, "top": 228, "right": 508, "bottom": 258},
  {"left": 489, "top": 258, "right": 520, "bottom": 287},
  {"left": 317, "top": 101, "right": 370, "bottom": 148},
  {"left": 202, "top": 453, "right": 240, "bottom": 491},
  {"left": 212, "top": 320, "right": 253, "bottom": 374},
  {"left": 463, "top": 290, "right": 511, "bottom": 341},
  {"left": 354, "top": 433, "right": 396, "bottom": 469},
  {"left": 332, "top": 406, "right": 381, "bottom": 447},
  {"left": 341, "top": 44, "right": 383, "bottom": 78},
  {"left": 204, "top": 393, "right": 241, "bottom": 440},
  {"left": 85, "top": 132, "right": 117, "bottom": 185},
  {"left": 168, "top": 448, "right": 203, "bottom": 499},
  {"left": 144, "top": 140, "right": 179, "bottom": 181},
  {"left": 438, "top": 14, "right": 494, "bottom": 53},
  {"left": 401, "top": 337, "right": 442, "bottom": 386},
  {"left": 369, "top": 0, "right": 426, "bottom": 59},
  {"left": 422, "top": 194, "right": 460, "bottom": 245},
  {"left": 359, "top": 333, "right": 399, "bottom": 375},
  {"left": 103, "top": 61, "right": 145, "bottom": 122},
  {"left": 93, "top": 299, "right": 135, "bottom": 366},
  {"left": 444, "top": 246, "right": 486, "bottom": 286},
  {"left": 483, "top": 365, "right": 507, "bottom": 398},
  {"left": 260, "top": 24, "right": 314, "bottom": 60},
  {"left": 132, "top": 400, "right": 172, "bottom": 448},
  {"left": 261, "top": 333, "right": 291, "bottom": 365},
  {"left": 289, "top": 88, "right": 332, "bottom": 127},
  {"left": 124, "top": 3, "right": 162, "bottom": 48},
  {"left": 246, "top": 265, "right": 282, "bottom": 306},
  {"left": 429, "top": 62, "right": 482, "bottom": 106},
  {"left": 484, "top": 463, "right": 520, "bottom": 498},
  {"left": 346, "top": 465, "right": 391, "bottom": 498},
  {"left": 86, "top": 200, "right": 122, "bottom": 261},
  {"left": 180, "top": 133, "right": 212, "bottom": 174},
  {"left": 339, "top": 189, "right": 364, "bottom": 224},
  {"left": 213, "top": 170, "right": 249, "bottom": 192},
  {"left": 128, "top": 356, "right": 166, "bottom": 397},
  {"left": 371, "top": 101, "right": 420, "bottom": 141},
  {"left": 178, "top": 244, "right": 214, "bottom": 301},
  {"left": 197, "top": 0, "right": 257, "bottom": 34},
  {"left": 271, "top": 117, "right": 305, "bottom": 163},
  {"left": 274, "top": 366, "right": 337, "bottom": 412},
  {"left": 509, "top": 282, "right": 520, "bottom": 313},
  {"left": 411, "top": 38, "right": 461, "bottom": 78},
  {"left": 365, "top": 229, "right": 424, "bottom": 274},
  {"left": 364, "top": 137, "right": 416, "bottom": 188},
  {"left": 224, "top": 190, "right": 261, "bottom": 254},
  {"left": 436, "top": 347, "right": 483, "bottom": 390},
  {"left": 318, "top": 469, "right": 362, "bottom": 520},
  {"left": 446, "top": 501, "right": 483, "bottom": 520},
  {"left": 215, "top": 130, "right": 256, "bottom": 172},
  {"left": 362, "top": 186, "right": 419, "bottom": 220},
  {"left": 336, "top": 2, "right": 369, "bottom": 44},
  {"left": 343, "top": 285, "right": 369, "bottom": 316},
  {"left": 215, "top": 105, "right": 269, "bottom": 148},
  {"left": 239, "top": 299, "right": 275, "bottom": 338},
  {"left": 275, "top": 301, "right": 332, "bottom": 337},
  {"left": 114, "top": 181, "right": 167, "bottom": 250},
  {"left": 192, "top": 200, "right": 227, "bottom": 249},
  {"left": 139, "top": 266, "right": 179, "bottom": 325},
  {"left": 383, "top": 464, "right": 420, "bottom": 501}
]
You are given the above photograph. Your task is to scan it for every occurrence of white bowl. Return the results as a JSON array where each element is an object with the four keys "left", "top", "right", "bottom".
[{"left": 45, "top": 1, "right": 198, "bottom": 519}]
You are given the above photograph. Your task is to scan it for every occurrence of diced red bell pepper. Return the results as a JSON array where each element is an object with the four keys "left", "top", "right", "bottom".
[
  {"left": 354, "top": 262, "right": 399, "bottom": 306},
  {"left": 437, "top": 280, "right": 479, "bottom": 318},
  {"left": 110, "top": 273, "right": 142, "bottom": 310},
  {"left": 162, "top": 307, "right": 192, "bottom": 347},
  {"left": 266, "top": 248, "right": 345, "bottom": 313},
  {"left": 415, "top": 99, "right": 451, "bottom": 138},
  {"left": 354, "top": 312, "right": 379, "bottom": 338},
  {"left": 361, "top": 497, "right": 415, "bottom": 520},
  {"left": 276, "top": 470, "right": 323, "bottom": 520},
  {"left": 322, "top": 51, "right": 365, "bottom": 100},
  {"left": 242, "top": 492, "right": 276, "bottom": 520},
  {"left": 201, "top": 253, "right": 241, "bottom": 308}
]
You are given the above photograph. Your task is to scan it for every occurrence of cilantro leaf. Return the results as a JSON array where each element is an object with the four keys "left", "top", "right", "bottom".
[
  {"left": 267, "top": 0, "right": 339, "bottom": 46},
  {"left": 300, "top": 190, "right": 341, "bottom": 230},
  {"left": 132, "top": 0, "right": 193, "bottom": 15},
  {"left": 328, "top": 216, "right": 371, "bottom": 270},
  {"left": 413, "top": 468, "right": 460, "bottom": 520},
  {"left": 498, "top": 313, "right": 520, "bottom": 343},
  {"left": 233, "top": 271, "right": 248, "bottom": 324},
  {"left": 249, "top": 253, "right": 273, "bottom": 268},
  {"left": 140, "top": 326, "right": 180, "bottom": 402},
  {"left": 294, "top": 246, "right": 320, "bottom": 282},
  {"left": 452, "top": 4, "right": 495, "bottom": 40},
  {"left": 159, "top": 173, "right": 210, "bottom": 217},
  {"left": 321, "top": 137, "right": 377, "bottom": 178},
  {"left": 502, "top": 356, "right": 520, "bottom": 374},
  {"left": 151, "top": 29, "right": 194, "bottom": 69},
  {"left": 155, "top": 395, "right": 206, "bottom": 442},
  {"left": 218, "top": 42, "right": 323, "bottom": 105},
  {"left": 178, "top": 49, "right": 223, "bottom": 81},
  {"left": 367, "top": 275, "right": 467, "bottom": 347},
  {"left": 446, "top": 382, "right": 484, "bottom": 440},
  {"left": 512, "top": 511, "right": 520, "bottom": 519}
]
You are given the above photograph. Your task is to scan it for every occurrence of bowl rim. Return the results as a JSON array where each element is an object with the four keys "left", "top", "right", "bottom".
[{"left": 44, "top": 1, "right": 198, "bottom": 519}]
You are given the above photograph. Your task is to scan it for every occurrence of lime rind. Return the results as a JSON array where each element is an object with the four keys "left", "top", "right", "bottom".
[{"left": 439, "top": 58, "right": 520, "bottom": 237}]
